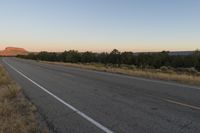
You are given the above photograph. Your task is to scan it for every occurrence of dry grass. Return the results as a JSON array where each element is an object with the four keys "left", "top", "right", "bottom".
[
  {"left": 42, "top": 61, "right": 200, "bottom": 86},
  {"left": 0, "top": 67, "right": 10, "bottom": 85},
  {"left": 0, "top": 64, "right": 48, "bottom": 133}
]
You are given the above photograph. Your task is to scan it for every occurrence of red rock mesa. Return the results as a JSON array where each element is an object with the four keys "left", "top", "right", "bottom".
[{"left": 0, "top": 47, "right": 28, "bottom": 56}]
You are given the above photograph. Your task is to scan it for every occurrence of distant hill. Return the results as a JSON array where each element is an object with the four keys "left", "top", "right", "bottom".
[
  {"left": 0, "top": 47, "right": 28, "bottom": 56},
  {"left": 168, "top": 51, "right": 193, "bottom": 56}
]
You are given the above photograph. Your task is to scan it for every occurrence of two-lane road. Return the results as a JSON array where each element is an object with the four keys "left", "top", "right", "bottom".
[{"left": 1, "top": 57, "right": 200, "bottom": 133}]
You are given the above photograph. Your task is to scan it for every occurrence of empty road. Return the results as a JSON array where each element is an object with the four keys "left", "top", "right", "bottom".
[{"left": 1, "top": 57, "right": 200, "bottom": 133}]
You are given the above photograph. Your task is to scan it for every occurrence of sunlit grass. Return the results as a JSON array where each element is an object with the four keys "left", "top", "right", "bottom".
[{"left": 43, "top": 61, "right": 200, "bottom": 86}]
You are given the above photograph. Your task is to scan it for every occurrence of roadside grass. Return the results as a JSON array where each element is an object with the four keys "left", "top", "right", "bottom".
[
  {"left": 42, "top": 61, "right": 200, "bottom": 86},
  {"left": 0, "top": 64, "right": 48, "bottom": 133}
]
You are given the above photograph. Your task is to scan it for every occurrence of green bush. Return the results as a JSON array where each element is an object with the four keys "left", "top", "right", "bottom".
[{"left": 19, "top": 49, "right": 200, "bottom": 72}]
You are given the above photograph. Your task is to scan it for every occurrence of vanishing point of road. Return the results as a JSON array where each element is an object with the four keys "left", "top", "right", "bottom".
[{"left": 1, "top": 57, "right": 200, "bottom": 133}]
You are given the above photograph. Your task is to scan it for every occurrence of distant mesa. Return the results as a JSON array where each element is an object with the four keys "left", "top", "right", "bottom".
[{"left": 0, "top": 47, "right": 28, "bottom": 57}]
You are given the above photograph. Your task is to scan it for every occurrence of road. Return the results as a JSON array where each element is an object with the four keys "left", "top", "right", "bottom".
[{"left": 1, "top": 57, "right": 200, "bottom": 133}]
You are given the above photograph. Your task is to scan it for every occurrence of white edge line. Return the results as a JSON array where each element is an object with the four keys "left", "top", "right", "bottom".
[
  {"left": 18, "top": 57, "right": 200, "bottom": 91},
  {"left": 39, "top": 59, "right": 200, "bottom": 91},
  {"left": 163, "top": 98, "right": 200, "bottom": 110},
  {"left": 108, "top": 73, "right": 200, "bottom": 90},
  {"left": 3, "top": 59, "right": 114, "bottom": 133}
]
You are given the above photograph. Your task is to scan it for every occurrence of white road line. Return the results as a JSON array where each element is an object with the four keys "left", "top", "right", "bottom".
[
  {"left": 3, "top": 59, "right": 114, "bottom": 133},
  {"left": 132, "top": 77, "right": 200, "bottom": 91},
  {"left": 84, "top": 64, "right": 200, "bottom": 90},
  {"left": 114, "top": 74, "right": 200, "bottom": 91},
  {"left": 163, "top": 98, "right": 200, "bottom": 110}
]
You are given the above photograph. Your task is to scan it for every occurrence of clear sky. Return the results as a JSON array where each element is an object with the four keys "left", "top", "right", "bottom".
[{"left": 0, "top": 0, "right": 199, "bottom": 52}]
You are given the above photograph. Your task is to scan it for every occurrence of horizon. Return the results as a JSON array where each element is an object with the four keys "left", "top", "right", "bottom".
[
  {"left": 0, "top": 0, "right": 200, "bottom": 52},
  {"left": 0, "top": 46, "right": 198, "bottom": 53}
]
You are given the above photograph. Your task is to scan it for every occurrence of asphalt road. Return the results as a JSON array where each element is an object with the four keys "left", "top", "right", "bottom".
[{"left": 1, "top": 57, "right": 200, "bottom": 133}]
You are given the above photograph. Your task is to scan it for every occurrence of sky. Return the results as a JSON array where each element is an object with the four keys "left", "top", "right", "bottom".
[{"left": 0, "top": 0, "right": 199, "bottom": 52}]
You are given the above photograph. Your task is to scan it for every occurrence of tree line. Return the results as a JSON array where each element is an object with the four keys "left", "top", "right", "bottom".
[{"left": 18, "top": 49, "right": 200, "bottom": 71}]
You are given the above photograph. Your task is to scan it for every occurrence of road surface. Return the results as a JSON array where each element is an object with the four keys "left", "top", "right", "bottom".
[{"left": 1, "top": 57, "right": 200, "bottom": 133}]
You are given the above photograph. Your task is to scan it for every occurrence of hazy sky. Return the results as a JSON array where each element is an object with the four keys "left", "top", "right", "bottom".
[{"left": 0, "top": 0, "right": 199, "bottom": 52}]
